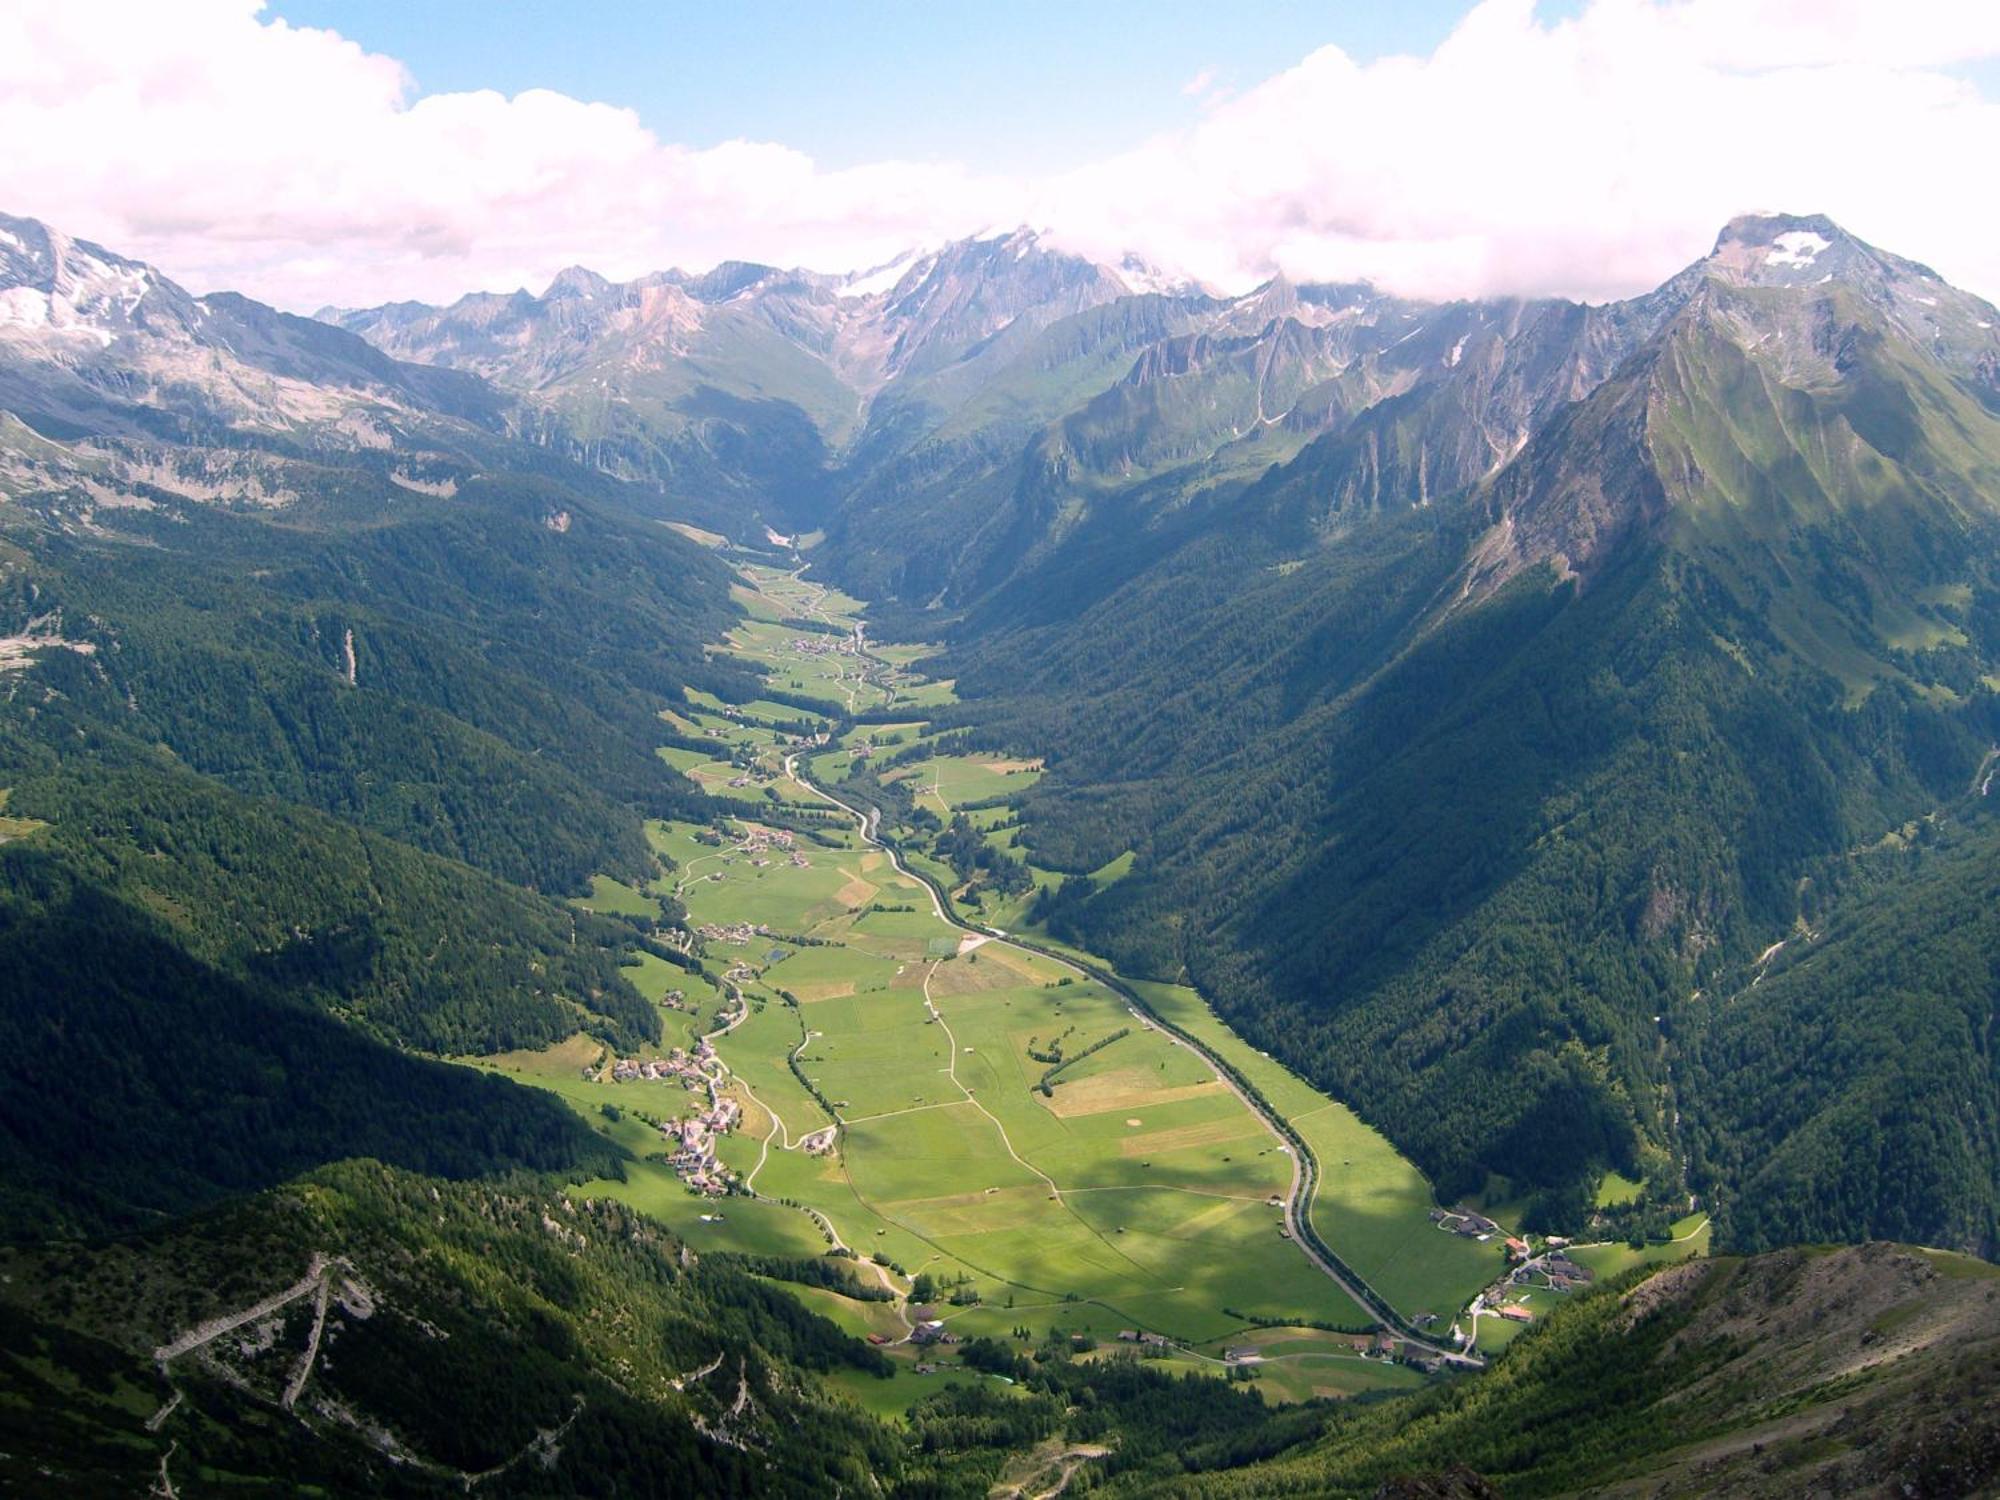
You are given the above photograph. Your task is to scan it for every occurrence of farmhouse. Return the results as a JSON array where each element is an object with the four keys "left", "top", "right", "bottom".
[
  {"left": 1545, "top": 1255, "right": 1595, "bottom": 1291},
  {"left": 1496, "top": 1304, "right": 1535, "bottom": 1323}
]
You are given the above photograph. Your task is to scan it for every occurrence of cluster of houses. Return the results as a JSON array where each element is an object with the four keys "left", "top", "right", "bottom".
[
  {"left": 730, "top": 827, "right": 806, "bottom": 869},
  {"left": 588, "top": 1038, "right": 745, "bottom": 1196},
  {"left": 1459, "top": 1236, "right": 1600, "bottom": 1335},
  {"left": 1514, "top": 1247, "right": 1596, "bottom": 1295},
  {"left": 1114, "top": 1328, "right": 1173, "bottom": 1349},
  {"left": 598, "top": 1041, "right": 716, "bottom": 1091},
  {"left": 661, "top": 1096, "right": 743, "bottom": 1196},
  {"left": 697, "top": 921, "right": 763, "bottom": 945},
  {"left": 910, "top": 1312, "right": 960, "bottom": 1348}
]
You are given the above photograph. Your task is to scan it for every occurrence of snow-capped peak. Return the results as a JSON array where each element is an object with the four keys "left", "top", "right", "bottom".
[{"left": 0, "top": 212, "right": 158, "bottom": 348}]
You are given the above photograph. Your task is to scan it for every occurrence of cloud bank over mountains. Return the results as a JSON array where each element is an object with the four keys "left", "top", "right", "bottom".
[{"left": 4, "top": 0, "right": 1998, "bottom": 310}]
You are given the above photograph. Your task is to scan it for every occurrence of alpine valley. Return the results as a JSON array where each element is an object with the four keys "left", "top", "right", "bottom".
[{"left": 3, "top": 199, "right": 1998, "bottom": 1498}]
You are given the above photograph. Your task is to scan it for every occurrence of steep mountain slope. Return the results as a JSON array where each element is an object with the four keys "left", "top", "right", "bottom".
[
  {"left": 326, "top": 262, "right": 860, "bottom": 531},
  {"left": 0, "top": 1163, "right": 907, "bottom": 1496},
  {"left": 942, "top": 215, "right": 2000, "bottom": 1244},
  {"left": 0, "top": 212, "right": 501, "bottom": 444},
  {"left": 0, "top": 866, "right": 622, "bottom": 1239},
  {"left": 1680, "top": 809, "right": 2000, "bottom": 1257},
  {"left": 1, "top": 469, "right": 750, "bottom": 892},
  {"left": 322, "top": 227, "right": 1165, "bottom": 539}
]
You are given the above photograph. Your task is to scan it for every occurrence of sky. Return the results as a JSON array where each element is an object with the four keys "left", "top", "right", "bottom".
[{"left": 3, "top": 0, "right": 2000, "bottom": 311}]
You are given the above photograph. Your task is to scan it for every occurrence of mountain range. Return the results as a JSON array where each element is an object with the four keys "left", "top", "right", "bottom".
[
  {"left": 3, "top": 201, "right": 1999, "bottom": 1494},
  {"left": 6, "top": 204, "right": 1998, "bottom": 1250}
]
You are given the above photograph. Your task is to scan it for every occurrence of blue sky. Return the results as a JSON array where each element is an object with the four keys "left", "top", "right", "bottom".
[{"left": 266, "top": 0, "right": 1487, "bottom": 172}]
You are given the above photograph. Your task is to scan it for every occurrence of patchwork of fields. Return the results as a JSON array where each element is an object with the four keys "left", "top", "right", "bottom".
[
  {"left": 472, "top": 555, "right": 1697, "bottom": 1412},
  {"left": 662, "top": 813, "right": 1371, "bottom": 1343}
]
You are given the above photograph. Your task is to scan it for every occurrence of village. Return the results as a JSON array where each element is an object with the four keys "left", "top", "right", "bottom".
[
  {"left": 588, "top": 1037, "right": 746, "bottom": 1197},
  {"left": 783, "top": 626, "right": 865, "bottom": 660},
  {"left": 1459, "top": 1235, "right": 1597, "bottom": 1336}
]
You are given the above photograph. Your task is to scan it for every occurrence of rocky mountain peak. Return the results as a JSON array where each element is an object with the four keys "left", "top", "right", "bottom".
[
  {"left": 542, "top": 265, "right": 612, "bottom": 301},
  {"left": 0, "top": 212, "right": 167, "bottom": 347},
  {"left": 1708, "top": 212, "right": 1852, "bottom": 281}
]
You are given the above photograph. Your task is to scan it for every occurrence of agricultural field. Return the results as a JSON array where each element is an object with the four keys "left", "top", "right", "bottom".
[
  {"left": 1594, "top": 1169, "right": 1646, "bottom": 1207},
  {"left": 470, "top": 558, "right": 1606, "bottom": 1413},
  {"left": 1128, "top": 979, "right": 1502, "bottom": 1323},
  {"left": 504, "top": 814, "right": 1384, "bottom": 1359},
  {"left": 1566, "top": 1214, "right": 1712, "bottom": 1281},
  {"left": 883, "top": 752, "right": 1044, "bottom": 814},
  {"left": 687, "top": 819, "right": 1366, "bottom": 1342}
]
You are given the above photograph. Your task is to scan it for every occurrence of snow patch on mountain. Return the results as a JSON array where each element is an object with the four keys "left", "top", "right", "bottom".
[
  {"left": 838, "top": 249, "right": 926, "bottom": 301},
  {"left": 1767, "top": 231, "right": 1831, "bottom": 268}
]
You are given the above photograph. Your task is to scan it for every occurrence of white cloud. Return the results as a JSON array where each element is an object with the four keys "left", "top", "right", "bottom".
[
  {"left": 1037, "top": 0, "right": 2000, "bottom": 301},
  {"left": 1, "top": 0, "right": 1998, "bottom": 310},
  {"left": 0, "top": 0, "right": 1018, "bottom": 308}
]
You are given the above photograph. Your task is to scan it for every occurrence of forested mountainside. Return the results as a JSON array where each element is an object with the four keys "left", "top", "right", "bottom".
[
  {"left": 940, "top": 216, "right": 2000, "bottom": 1250},
  {"left": 0, "top": 219, "right": 775, "bottom": 1243},
  {"left": 1116, "top": 1242, "right": 2000, "bottom": 1498},
  {"left": 1679, "top": 811, "right": 2000, "bottom": 1257}
]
